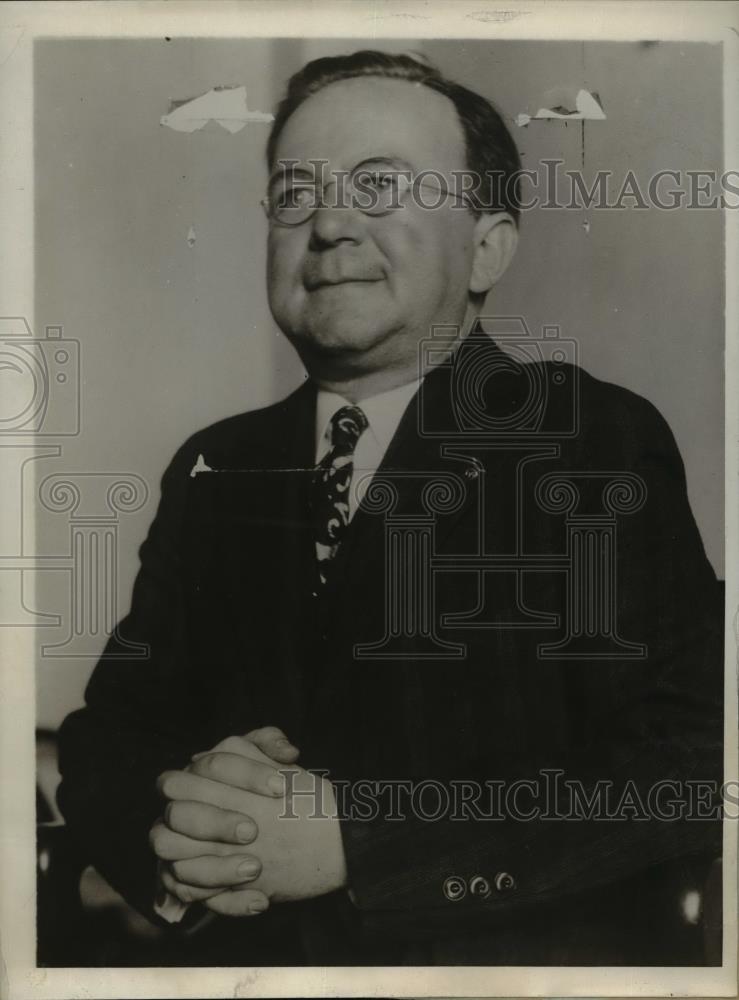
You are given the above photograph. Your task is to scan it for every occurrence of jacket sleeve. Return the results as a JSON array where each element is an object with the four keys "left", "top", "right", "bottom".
[
  {"left": 56, "top": 438, "right": 208, "bottom": 924},
  {"left": 337, "top": 390, "right": 724, "bottom": 937}
]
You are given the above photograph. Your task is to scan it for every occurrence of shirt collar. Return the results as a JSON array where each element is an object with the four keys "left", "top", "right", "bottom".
[{"left": 315, "top": 378, "right": 421, "bottom": 460}]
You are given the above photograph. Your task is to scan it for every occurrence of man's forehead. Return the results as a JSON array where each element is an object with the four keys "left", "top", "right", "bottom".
[{"left": 271, "top": 75, "right": 467, "bottom": 174}]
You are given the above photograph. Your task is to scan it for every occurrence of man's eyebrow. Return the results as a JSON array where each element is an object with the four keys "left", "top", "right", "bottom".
[
  {"left": 352, "top": 155, "right": 415, "bottom": 172},
  {"left": 268, "top": 162, "right": 317, "bottom": 185},
  {"left": 268, "top": 154, "right": 416, "bottom": 185}
]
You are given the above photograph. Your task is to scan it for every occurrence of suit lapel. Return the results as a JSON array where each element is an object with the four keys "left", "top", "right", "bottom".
[
  {"left": 292, "top": 328, "right": 522, "bottom": 602},
  {"left": 317, "top": 330, "right": 533, "bottom": 638},
  {"left": 221, "top": 331, "right": 526, "bottom": 653}
]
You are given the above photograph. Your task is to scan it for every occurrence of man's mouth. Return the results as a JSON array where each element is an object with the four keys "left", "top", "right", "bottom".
[{"left": 305, "top": 277, "right": 383, "bottom": 291}]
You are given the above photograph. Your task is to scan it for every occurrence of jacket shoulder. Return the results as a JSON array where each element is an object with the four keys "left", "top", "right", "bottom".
[
  {"left": 164, "top": 381, "right": 313, "bottom": 477},
  {"left": 568, "top": 364, "right": 680, "bottom": 461}
]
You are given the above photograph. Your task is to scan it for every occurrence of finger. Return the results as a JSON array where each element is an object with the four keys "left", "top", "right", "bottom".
[
  {"left": 171, "top": 853, "right": 262, "bottom": 889},
  {"left": 157, "top": 769, "right": 255, "bottom": 813},
  {"left": 245, "top": 726, "right": 300, "bottom": 764},
  {"left": 204, "top": 887, "right": 270, "bottom": 917},
  {"left": 164, "top": 800, "right": 257, "bottom": 845},
  {"left": 192, "top": 731, "right": 299, "bottom": 766},
  {"left": 159, "top": 863, "right": 225, "bottom": 904},
  {"left": 150, "top": 818, "right": 254, "bottom": 862},
  {"left": 191, "top": 735, "right": 274, "bottom": 766},
  {"left": 188, "top": 751, "right": 287, "bottom": 797}
]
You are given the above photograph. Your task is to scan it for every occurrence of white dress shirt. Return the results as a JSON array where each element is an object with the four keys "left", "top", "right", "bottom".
[{"left": 315, "top": 378, "right": 421, "bottom": 519}]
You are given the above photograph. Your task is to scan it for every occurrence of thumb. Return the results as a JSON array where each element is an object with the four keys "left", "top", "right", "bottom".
[{"left": 244, "top": 726, "right": 300, "bottom": 764}]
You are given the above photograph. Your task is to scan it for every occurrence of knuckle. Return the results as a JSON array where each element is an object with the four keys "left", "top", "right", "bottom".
[
  {"left": 166, "top": 800, "right": 200, "bottom": 838},
  {"left": 171, "top": 859, "right": 189, "bottom": 882},
  {"left": 160, "top": 866, "right": 177, "bottom": 891},
  {"left": 157, "top": 770, "right": 182, "bottom": 800},
  {"left": 189, "top": 755, "right": 215, "bottom": 781},
  {"left": 159, "top": 862, "right": 180, "bottom": 892},
  {"left": 148, "top": 823, "right": 163, "bottom": 852},
  {"left": 151, "top": 826, "right": 177, "bottom": 861},
  {"left": 260, "top": 726, "right": 284, "bottom": 740},
  {"left": 164, "top": 800, "right": 178, "bottom": 828},
  {"left": 221, "top": 736, "right": 246, "bottom": 753},
  {"left": 175, "top": 882, "right": 196, "bottom": 904},
  {"left": 198, "top": 754, "right": 221, "bottom": 779},
  {"left": 156, "top": 771, "right": 173, "bottom": 796}
]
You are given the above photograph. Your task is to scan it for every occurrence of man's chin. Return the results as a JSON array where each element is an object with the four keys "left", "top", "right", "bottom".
[{"left": 290, "top": 324, "right": 394, "bottom": 358}]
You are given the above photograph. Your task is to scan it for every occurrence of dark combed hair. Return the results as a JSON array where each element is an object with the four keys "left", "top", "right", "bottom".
[{"left": 266, "top": 49, "right": 522, "bottom": 223}]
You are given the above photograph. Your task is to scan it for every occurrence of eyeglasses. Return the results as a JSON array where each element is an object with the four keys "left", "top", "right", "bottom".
[{"left": 261, "top": 158, "right": 473, "bottom": 227}]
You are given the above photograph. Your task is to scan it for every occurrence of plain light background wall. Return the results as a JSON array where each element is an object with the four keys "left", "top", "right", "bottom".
[{"left": 34, "top": 38, "right": 724, "bottom": 728}]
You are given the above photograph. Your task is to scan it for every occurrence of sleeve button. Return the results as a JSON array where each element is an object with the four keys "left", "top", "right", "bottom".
[
  {"left": 469, "top": 875, "right": 492, "bottom": 898},
  {"left": 494, "top": 871, "right": 516, "bottom": 893},
  {"left": 442, "top": 876, "right": 467, "bottom": 901}
]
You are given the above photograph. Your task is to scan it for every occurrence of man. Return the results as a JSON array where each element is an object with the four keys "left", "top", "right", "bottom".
[{"left": 57, "top": 50, "right": 723, "bottom": 966}]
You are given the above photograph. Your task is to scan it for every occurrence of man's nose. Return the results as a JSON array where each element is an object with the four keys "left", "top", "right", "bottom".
[{"left": 309, "top": 190, "right": 367, "bottom": 248}]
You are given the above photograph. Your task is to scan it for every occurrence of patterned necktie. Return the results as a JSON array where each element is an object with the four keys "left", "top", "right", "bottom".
[{"left": 312, "top": 404, "right": 369, "bottom": 586}]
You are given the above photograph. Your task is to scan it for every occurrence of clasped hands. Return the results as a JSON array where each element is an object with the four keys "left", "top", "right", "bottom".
[{"left": 150, "top": 727, "right": 347, "bottom": 917}]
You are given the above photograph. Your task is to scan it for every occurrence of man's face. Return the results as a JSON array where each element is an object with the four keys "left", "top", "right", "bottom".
[{"left": 266, "top": 76, "right": 480, "bottom": 381}]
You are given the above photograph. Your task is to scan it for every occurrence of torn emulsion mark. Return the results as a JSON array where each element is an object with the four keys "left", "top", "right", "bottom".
[
  {"left": 515, "top": 88, "right": 606, "bottom": 127},
  {"left": 466, "top": 9, "right": 530, "bottom": 22},
  {"left": 190, "top": 454, "right": 214, "bottom": 477},
  {"left": 186, "top": 226, "right": 196, "bottom": 248},
  {"left": 160, "top": 85, "right": 274, "bottom": 134},
  {"left": 681, "top": 889, "right": 702, "bottom": 925},
  {"left": 233, "top": 969, "right": 260, "bottom": 996},
  {"left": 0, "top": 26, "right": 25, "bottom": 71}
]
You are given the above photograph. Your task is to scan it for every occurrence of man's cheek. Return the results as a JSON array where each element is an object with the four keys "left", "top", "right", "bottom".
[
  {"left": 268, "top": 270, "right": 304, "bottom": 325},
  {"left": 394, "top": 227, "right": 440, "bottom": 286},
  {"left": 267, "top": 238, "right": 303, "bottom": 288}
]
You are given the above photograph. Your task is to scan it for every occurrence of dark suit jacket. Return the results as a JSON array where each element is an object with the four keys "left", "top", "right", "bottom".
[{"left": 57, "top": 330, "right": 723, "bottom": 965}]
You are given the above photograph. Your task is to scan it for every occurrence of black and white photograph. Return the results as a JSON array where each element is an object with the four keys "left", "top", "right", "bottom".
[{"left": 0, "top": 2, "right": 737, "bottom": 997}]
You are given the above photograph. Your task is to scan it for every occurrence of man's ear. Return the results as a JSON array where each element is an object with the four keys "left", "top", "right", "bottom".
[{"left": 469, "top": 212, "right": 518, "bottom": 296}]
